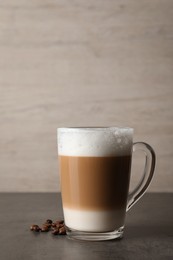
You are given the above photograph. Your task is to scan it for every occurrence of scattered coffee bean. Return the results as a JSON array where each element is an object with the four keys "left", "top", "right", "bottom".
[
  {"left": 30, "top": 224, "right": 40, "bottom": 232},
  {"left": 41, "top": 225, "right": 49, "bottom": 232},
  {"left": 30, "top": 219, "right": 66, "bottom": 236},
  {"left": 46, "top": 219, "right": 53, "bottom": 225},
  {"left": 51, "top": 223, "right": 56, "bottom": 228},
  {"left": 56, "top": 220, "right": 64, "bottom": 225},
  {"left": 52, "top": 228, "right": 60, "bottom": 235},
  {"left": 43, "top": 223, "right": 51, "bottom": 228},
  {"left": 59, "top": 226, "right": 66, "bottom": 235},
  {"left": 30, "top": 224, "right": 37, "bottom": 231},
  {"left": 54, "top": 223, "right": 63, "bottom": 229}
]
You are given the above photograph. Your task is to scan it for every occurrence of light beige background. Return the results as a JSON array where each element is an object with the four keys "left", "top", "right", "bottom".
[{"left": 0, "top": 0, "right": 173, "bottom": 192}]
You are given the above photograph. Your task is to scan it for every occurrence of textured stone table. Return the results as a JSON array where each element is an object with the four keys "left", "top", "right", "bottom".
[{"left": 0, "top": 193, "right": 172, "bottom": 260}]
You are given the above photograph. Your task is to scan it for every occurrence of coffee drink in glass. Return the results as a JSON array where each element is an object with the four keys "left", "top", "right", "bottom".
[{"left": 57, "top": 127, "right": 155, "bottom": 241}]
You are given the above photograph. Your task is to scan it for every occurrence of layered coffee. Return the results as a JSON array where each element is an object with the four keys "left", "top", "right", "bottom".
[{"left": 58, "top": 127, "right": 133, "bottom": 232}]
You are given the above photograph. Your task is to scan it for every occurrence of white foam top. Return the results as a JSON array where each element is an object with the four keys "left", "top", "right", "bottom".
[{"left": 57, "top": 127, "right": 134, "bottom": 157}]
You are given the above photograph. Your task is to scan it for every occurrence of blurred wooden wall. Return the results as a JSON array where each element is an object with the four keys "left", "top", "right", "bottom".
[{"left": 0, "top": 0, "right": 173, "bottom": 191}]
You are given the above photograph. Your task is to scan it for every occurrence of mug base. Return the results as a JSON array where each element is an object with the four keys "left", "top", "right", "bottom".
[{"left": 66, "top": 226, "right": 124, "bottom": 241}]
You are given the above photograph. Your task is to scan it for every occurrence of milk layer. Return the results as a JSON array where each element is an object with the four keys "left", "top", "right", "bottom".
[{"left": 63, "top": 208, "right": 126, "bottom": 232}]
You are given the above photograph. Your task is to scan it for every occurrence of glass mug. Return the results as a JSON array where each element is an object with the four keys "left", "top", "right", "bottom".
[{"left": 57, "top": 127, "right": 156, "bottom": 241}]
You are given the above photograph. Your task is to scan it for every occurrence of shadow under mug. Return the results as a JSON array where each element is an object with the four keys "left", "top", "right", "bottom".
[{"left": 57, "top": 127, "right": 156, "bottom": 241}]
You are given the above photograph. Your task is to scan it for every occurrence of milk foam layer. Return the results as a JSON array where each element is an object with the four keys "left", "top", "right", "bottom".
[
  {"left": 63, "top": 208, "right": 125, "bottom": 232},
  {"left": 58, "top": 127, "right": 133, "bottom": 156}
]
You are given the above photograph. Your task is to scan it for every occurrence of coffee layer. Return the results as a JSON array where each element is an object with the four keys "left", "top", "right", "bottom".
[{"left": 59, "top": 155, "right": 131, "bottom": 211}]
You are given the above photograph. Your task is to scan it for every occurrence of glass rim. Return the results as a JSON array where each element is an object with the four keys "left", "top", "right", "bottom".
[{"left": 57, "top": 126, "right": 134, "bottom": 132}]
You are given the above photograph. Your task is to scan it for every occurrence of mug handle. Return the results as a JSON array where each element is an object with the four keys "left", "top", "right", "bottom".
[{"left": 127, "top": 142, "right": 156, "bottom": 211}]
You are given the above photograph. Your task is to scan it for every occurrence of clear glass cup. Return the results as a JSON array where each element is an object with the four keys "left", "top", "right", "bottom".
[{"left": 57, "top": 127, "right": 156, "bottom": 241}]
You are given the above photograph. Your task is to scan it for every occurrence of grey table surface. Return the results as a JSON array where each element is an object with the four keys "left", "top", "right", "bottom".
[{"left": 0, "top": 193, "right": 172, "bottom": 260}]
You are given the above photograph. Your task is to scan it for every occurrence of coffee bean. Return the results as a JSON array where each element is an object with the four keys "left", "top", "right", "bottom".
[
  {"left": 46, "top": 219, "right": 53, "bottom": 225},
  {"left": 54, "top": 223, "right": 63, "bottom": 229},
  {"left": 55, "top": 220, "right": 64, "bottom": 225},
  {"left": 30, "top": 224, "right": 37, "bottom": 231},
  {"left": 59, "top": 226, "right": 66, "bottom": 235},
  {"left": 43, "top": 223, "right": 51, "bottom": 228},
  {"left": 41, "top": 225, "right": 49, "bottom": 232},
  {"left": 51, "top": 223, "right": 56, "bottom": 228},
  {"left": 59, "top": 220, "right": 64, "bottom": 224},
  {"left": 30, "top": 225, "right": 40, "bottom": 232},
  {"left": 52, "top": 228, "right": 59, "bottom": 235}
]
